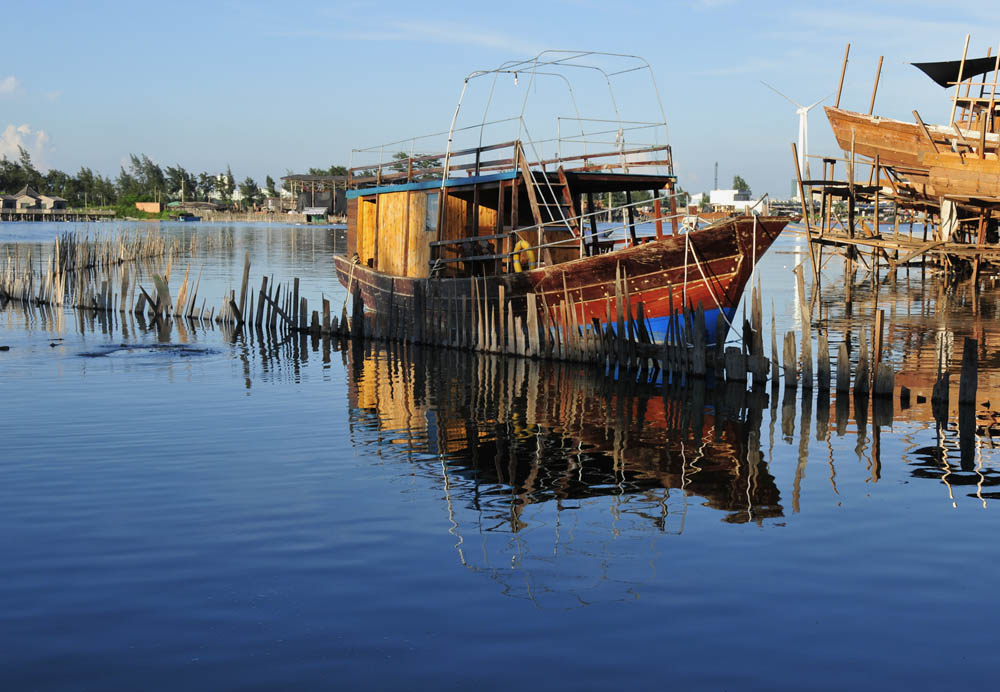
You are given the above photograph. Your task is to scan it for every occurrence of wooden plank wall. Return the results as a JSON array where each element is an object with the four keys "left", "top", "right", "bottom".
[
  {"left": 478, "top": 205, "right": 498, "bottom": 234},
  {"left": 443, "top": 194, "right": 468, "bottom": 243},
  {"left": 358, "top": 198, "right": 377, "bottom": 267},
  {"left": 357, "top": 187, "right": 500, "bottom": 277},
  {"left": 346, "top": 199, "right": 358, "bottom": 258},
  {"left": 407, "top": 192, "right": 431, "bottom": 278},
  {"left": 442, "top": 193, "right": 498, "bottom": 240},
  {"left": 377, "top": 191, "right": 408, "bottom": 276}
]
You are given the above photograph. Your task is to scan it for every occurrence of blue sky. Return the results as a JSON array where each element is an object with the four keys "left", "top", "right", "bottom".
[{"left": 2, "top": 0, "right": 999, "bottom": 197}]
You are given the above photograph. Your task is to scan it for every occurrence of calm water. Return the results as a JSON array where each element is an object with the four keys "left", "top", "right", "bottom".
[{"left": 2, "top": 221, "right": 1000, "bottom": 690}]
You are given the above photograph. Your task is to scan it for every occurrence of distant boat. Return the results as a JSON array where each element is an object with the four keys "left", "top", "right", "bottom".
[{"left": 172, "top": 213, "right": 202, "bottom": 222}]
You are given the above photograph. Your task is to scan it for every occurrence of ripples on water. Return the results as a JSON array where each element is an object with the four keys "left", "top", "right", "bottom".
[{"left": 2, "top": 221, "right": 1000, "bottom": 689}]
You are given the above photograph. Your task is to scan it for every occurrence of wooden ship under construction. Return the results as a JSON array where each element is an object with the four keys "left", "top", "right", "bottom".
[
  {"left": 803, "top": 37, "right": 1000, "bottom": 279},
  {"left": 337, "top": 51, "right": 789, "bottom": 350}
]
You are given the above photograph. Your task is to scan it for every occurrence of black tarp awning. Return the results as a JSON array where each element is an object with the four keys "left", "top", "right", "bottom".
[{"left": 913, "top": 56, "right": 1000, "bottom": 88}]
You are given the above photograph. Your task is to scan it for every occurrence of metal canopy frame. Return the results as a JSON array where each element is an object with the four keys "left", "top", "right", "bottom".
[{"left": 349, "top": 50, "right": 673, "bottom": 186}]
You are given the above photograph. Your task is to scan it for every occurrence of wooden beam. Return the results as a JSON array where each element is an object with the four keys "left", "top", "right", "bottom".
[
  {"left": 912, "top": 110, "right": 941, "bottom": 154},
  {"left": 666, "top": 180, "right": 679, "bottom": 235},
  {"left": 950, "top": 34, "right": 971, "bottom": 126},
  {"left": 868, "top": 55, "right": 883, "bottom": 115},
  {"left": 517, "top": 144, "right": 544, "bottom": 227},
  {"left": 835, "top": 43, "right": 850, "bottom": 109},
  {"left": 496, "top": 180, "right": 506, "bottom": 275},
  {"left": 587, "top": 192, "right": 599, "bottom": 255}
]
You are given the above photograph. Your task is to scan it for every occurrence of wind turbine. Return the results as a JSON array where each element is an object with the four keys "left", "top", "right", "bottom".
[{"left": 761, "top": 82, "right": 832, "bottom": 181}]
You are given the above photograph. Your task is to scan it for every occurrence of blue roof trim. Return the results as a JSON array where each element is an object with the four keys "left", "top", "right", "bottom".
[{"left": 347, "top": 171, "right": 519, "bottom": 199}]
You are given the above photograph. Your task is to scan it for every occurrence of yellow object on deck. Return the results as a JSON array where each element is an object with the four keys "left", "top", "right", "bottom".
[{"left": 511, "top": 239, "right": 536, "bottom": 273}]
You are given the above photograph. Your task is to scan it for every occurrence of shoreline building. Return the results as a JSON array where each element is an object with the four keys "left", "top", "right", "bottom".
[{"left": 709, "top": 189, "right": 754, "bottom": 213}]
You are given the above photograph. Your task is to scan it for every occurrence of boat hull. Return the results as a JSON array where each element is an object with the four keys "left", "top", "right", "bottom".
[
  {"left": 825, "top": 106, "right": 932, "bottom": 174},
  {"left": 335, "top": 215, "right": 789, "bottom": 347},
  {"left": 921, "top": 151, "right": 1000, "bottom": 199},
  {"left": 824, "top": 106, "right": 1000, "bottom": 200}
]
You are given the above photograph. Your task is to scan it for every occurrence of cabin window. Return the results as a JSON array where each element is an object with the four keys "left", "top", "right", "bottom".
[{"left": 425, "top": 191, "right": 439, "bottom": 233}]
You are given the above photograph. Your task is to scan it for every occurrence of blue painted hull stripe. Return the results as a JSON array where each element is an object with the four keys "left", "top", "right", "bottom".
[{"left": 603, "top": 307, "right": 736, "bottom": 347}]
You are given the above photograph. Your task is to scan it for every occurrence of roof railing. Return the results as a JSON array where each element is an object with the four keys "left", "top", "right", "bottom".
[{"left": 348, "top": 140, "right": 674, "bottom": 189}]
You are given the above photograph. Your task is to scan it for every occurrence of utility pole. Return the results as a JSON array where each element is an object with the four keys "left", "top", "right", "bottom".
[{"left": 714, "top": 161, "right": 718, "bottom": 190}]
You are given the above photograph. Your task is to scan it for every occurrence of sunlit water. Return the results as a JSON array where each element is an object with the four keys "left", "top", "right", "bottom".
[{"left": 2, "top": 220, "right": 1000, "bottom": 690}]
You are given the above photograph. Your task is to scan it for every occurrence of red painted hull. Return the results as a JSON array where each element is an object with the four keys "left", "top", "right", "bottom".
[{"left": 335, "top": 215, "right": 789, "bottom": 344}]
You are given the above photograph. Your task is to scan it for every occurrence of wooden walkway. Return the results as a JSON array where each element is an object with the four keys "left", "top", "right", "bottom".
[{"left": 0, "top": 209, "right": 116, "bottom": 222}]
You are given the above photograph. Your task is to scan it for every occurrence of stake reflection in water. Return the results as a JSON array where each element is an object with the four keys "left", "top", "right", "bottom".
[
  {"left": 342, "top": 340, "right": 782, "bottom": 606},
  {"left": 348, "top": 343, "right": 784, "bottom": 525}
]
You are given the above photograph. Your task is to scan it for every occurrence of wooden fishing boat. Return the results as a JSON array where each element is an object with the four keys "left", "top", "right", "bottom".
[
  {"left": 824, "top": 45, "right": 1000, "bottom": 203},
  {"left": 824, "top": 105, "right": 1000, "bottom": 200},
  {"left": 338, "top": 51, "right": 789, "bottom": 346}
]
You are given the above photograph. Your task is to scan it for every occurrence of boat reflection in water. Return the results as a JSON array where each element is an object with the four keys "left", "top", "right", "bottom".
[{"left": 345, "top": 342, "right": 782, "bottom": 606}]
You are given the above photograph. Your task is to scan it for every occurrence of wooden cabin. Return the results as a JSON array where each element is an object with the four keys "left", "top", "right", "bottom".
[{"left": 346, "top": 141, "right": 679, "bottom": 280}]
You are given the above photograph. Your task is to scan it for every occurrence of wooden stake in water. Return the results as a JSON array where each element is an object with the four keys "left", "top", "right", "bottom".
[
  {"left": 256, "top": 276, "right": 267, "bottom": 326},
  {"left": 801, "top": 324, "right": 813, "bottom": 390},
  {"left": 724, "top": 346, "right": 746, "bottom": 383},
  {"left": 959, "top": 337, "right": 979, "bottom": 405},
  {"left": 873, "top": 309, "right": 885, "bottom": 366},
  {"left": 751, "top": 284, "right": 763, "bottom": 356},
  {"left": 239, "top": 252, "right": 250, "bottom": 319},
  {"left": 783, "top": 331, "right": 797, "bottom": 389},
  {"left": 836, "top": 341, "right": 850, "bottom": 393},
  {"left": 817, "top": 330, "right": 830, "bottom": 390},
  {"left": 856, "top": 331, "right": 870, "bottom": 395},
  {"left": 614, "top": 265, "right": 625, "bottom": 365},
  {"left": 873, "top": 362, "right": 894, "bottom": 398},
  {"left": 691, "top": 303, "right": 707, "bottom": 377},
  {"left": 526, "top": 292, "right": 539, "bottom": 358},
  {"left": 292, "top": 277, "right": 300, "bottom": 330},
  {"left": 771, "top": 301, "right": 779, "bottom": 388}
]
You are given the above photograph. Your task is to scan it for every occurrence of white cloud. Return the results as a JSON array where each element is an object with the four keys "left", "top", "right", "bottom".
[
  {"left": 0, "top": 123, "right": 51, "bottom": 169},
  {"left": 0, "top": 76, "right": 18, "bottom": 95},
  {"left": 275, "top": 18, "right": 541, "bottom": 57}
]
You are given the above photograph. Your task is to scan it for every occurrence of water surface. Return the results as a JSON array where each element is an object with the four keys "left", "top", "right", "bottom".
[{"left": 2, "top": 220, "right": 1000, "bottom": 690}]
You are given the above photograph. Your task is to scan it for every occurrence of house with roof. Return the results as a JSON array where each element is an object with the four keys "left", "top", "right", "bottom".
[
  {"left": 0, "top": 194, "right": 15, "bottom": 210},
  {"left": 39, "top": 195, "right": 67, "bottom": 210},
  {"left": 13, "top": 185, "right": 41, "bottom": 210}
]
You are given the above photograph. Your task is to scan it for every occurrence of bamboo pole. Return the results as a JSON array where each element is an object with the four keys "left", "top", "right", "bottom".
[
  {"left": 835, "top": 43, "right": 850, "bottom": 109},
  {"left": 950, "top": 34, "right": 971, "bottom": 127},
  {"left": 867, "top": 56, "right": 884, "bottom": 116}
]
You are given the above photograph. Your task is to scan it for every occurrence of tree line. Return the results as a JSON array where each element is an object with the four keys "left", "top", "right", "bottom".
[{"left": 0, "top": 147, "right": 287, "bottom": 210}]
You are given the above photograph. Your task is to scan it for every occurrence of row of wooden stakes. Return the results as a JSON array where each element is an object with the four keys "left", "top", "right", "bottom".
[
  {"left": 0, "top": 238, "right": 248, "bottom": 328},
  {"left": 54, "top": 230, "right": 177, "bottom": 273},
  {"left": 0, "top": 237, "right": 983, "bottom": 410}
]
